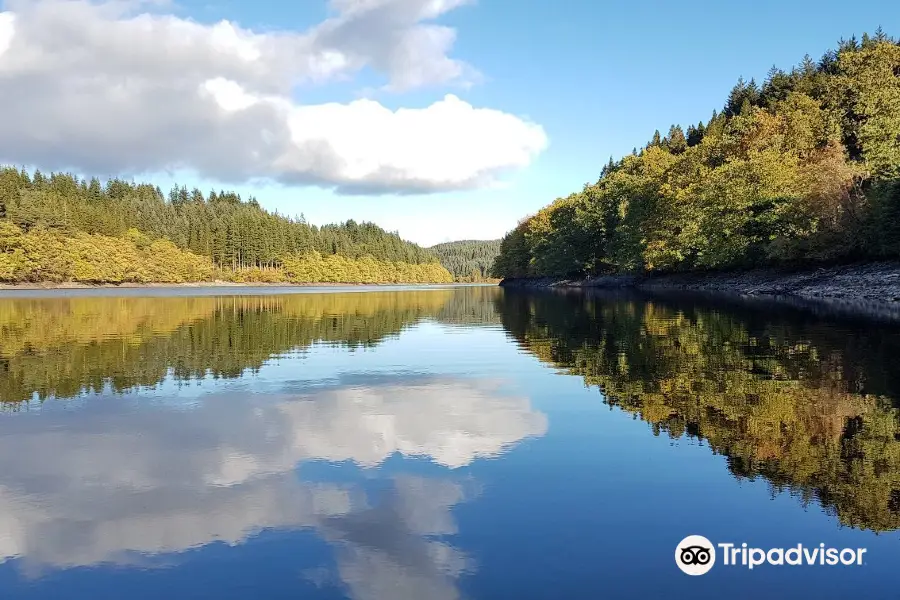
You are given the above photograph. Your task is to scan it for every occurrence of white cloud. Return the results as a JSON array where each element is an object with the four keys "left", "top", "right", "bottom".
[{"left": 0, "top": 0, "right": 548, "bottom": 194}]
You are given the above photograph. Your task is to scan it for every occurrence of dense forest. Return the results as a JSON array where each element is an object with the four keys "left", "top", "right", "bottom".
[
  {"left": 493, "top": 31, "right": 900, "bottom": 279},
  {"left": 0, "top": 167, "right": 452, "bottom": 284},
  {"left": 496, "top": 289, "right": 900, "bottom": 532},
  {"left": 429, "top": 239, "right": 501, "bottom": 281}
]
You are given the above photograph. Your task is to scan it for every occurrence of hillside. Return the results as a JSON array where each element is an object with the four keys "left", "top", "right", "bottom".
[
  {"left": 492, "top": 31, "right": 900, "bottom": 280},
  {"left": 429, "top": 239, "right": 502, "bottom": 282},
  {"left": 0, "top": 167, "right": 452, "bottom": 284}
]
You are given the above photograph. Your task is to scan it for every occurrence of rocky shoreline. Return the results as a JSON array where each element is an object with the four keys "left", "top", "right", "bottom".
[{"left": 499, "top": 261, "right": 900, "bottom": 305}]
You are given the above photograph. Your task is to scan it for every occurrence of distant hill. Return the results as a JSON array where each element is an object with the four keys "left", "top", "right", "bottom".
[{"left": 429, "top": 239, "right": 502, "bottom": 282}]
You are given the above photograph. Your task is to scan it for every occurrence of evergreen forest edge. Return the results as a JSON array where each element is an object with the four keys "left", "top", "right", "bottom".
[{"left": 0, "top": 169, "right": 501, "bottom": 284}]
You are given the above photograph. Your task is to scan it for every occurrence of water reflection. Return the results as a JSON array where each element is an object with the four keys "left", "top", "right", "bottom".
[
  {"left": 0, "top": 374, "right": 545, "bottom": 599},
  {"left": 3, "top": 286, "right": 900, "bottom": 598},
  {"left": 497, "top": 289, "right": 900, "bottom": 532},
  {"left": 0, "top": 288, "right": 502, "bottom": 405},
  {"left": 319, "top": 475, "right": 475, "bottom": 600}
]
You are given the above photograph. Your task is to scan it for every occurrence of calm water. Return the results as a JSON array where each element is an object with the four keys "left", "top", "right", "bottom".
[{"left": 1, "top": 286, "right": 899, "bottom": 599}]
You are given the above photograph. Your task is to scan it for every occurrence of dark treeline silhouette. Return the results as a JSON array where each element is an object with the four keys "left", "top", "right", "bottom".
[
  {"left": 493, "top": 31, "right": 900, "bottom": 278},
  {"left": 496, "top": 288, "right": 900, "bottom": 532},
  {"left": 429, "top": 240, "right": 501, "bottom": 281},
  {"left": 0, "top": 167, "right": 453, "bottom": 283}
]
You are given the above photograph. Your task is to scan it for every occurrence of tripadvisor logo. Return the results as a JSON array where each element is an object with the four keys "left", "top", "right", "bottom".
[
  {"left": 676, "top": 535, "right": 716, "bottom": 576},
  {"left": 675, "top": 535, "right": 867, "bottom": 576}
]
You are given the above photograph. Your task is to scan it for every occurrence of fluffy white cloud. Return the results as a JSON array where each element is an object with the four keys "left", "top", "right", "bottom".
[{"left": 0, "top": 0, "right": 548, "bottom": 193}]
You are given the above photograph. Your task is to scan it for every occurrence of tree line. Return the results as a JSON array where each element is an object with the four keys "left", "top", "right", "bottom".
[
  {"left": 428, "top": 239, "right": 502, "bottom": 281},
  {"left": 0, "top": 167, "right": 454, "bottom": 283},
  {"left": 0, "top": 221, "right": 452, "bottom": 284},
  {"left": 493, "top": 30, "right": 900, "bottom": 278}
]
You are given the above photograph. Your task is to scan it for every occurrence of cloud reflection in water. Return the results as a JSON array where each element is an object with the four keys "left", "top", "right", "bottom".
[{"left": 0, "top": 375, "right": 547, "bottom": 599}]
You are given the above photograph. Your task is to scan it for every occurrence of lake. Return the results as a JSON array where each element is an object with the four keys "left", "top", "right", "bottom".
[{"left": 0, "top": 285, "right": 898, "bottom": 599}]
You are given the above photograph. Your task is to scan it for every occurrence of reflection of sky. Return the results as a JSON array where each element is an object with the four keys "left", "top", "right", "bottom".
[
  {"left": 147, "top": 321, "right": 520, "bottom": 402},
  {"left": 0, "top": 320, "right": 547, "bottom": 600}
]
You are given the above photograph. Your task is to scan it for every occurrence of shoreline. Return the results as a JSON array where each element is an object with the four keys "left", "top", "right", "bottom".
[
  {"left": 499, "top": 261, "right": 900, "bottom": 305},
  {"left": 0, "top": 281, "right": 472, "bottom": 291}
]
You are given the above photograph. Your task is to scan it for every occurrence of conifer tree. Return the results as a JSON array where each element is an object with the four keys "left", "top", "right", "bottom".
[
  {"left": 666, "top": 125, "right": 687, "bottom": 154},
  {"left": 686, "top": 121, "right": 706, "bottom": 147}
]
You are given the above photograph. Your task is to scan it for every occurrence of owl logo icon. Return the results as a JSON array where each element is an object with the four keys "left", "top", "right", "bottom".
[{"left": 675, "top": 535, "right": 716, "bottom": 575}]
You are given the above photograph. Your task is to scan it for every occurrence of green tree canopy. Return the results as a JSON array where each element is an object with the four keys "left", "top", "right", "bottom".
[
  {"left": 492, "top": 32, "right": 900, "bottom": 279},
  {"left": 429, "top": 239, "right": 502, "bottom": 281}
]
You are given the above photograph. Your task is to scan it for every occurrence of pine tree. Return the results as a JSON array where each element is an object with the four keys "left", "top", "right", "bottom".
[
  {"left": 761, "top": 66, "right": 796, "bottom": 105},
  {"left": 724, "top": 77, "right": 760, "bottom": 118},
  {"left": 686, "top": 121, "right": 705, "bottom": 147},
  {"left": 601, "top": 156, "right": 616, "bottom": 177},
  {"left": 88, "top": 177, "right": 102, "bottom": 201},
  {"left": 666, "top": 124, "right": 687, "bottom": 154}
]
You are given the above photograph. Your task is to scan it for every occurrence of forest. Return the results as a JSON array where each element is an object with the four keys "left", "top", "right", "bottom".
[
  {"left": 492, "top": 31, "right": 900, "bottom": 279},
  {"left": 428, "top": 239, "right": 501, "bottom": 281},
  {"left": 0, "top": 167, "right": 452, "bottom": 284},
  {"left": 497, "top": 289, "right": 900, "bottom": 533}
]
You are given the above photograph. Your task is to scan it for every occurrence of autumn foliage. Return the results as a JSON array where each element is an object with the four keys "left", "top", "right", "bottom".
[{"left": 493, "top": 33, "right": 900, "bottom": 278}]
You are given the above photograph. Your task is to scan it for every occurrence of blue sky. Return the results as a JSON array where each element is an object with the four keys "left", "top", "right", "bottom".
[{"left": 2, "top": 0, "right": 899, "bottom": 246}]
